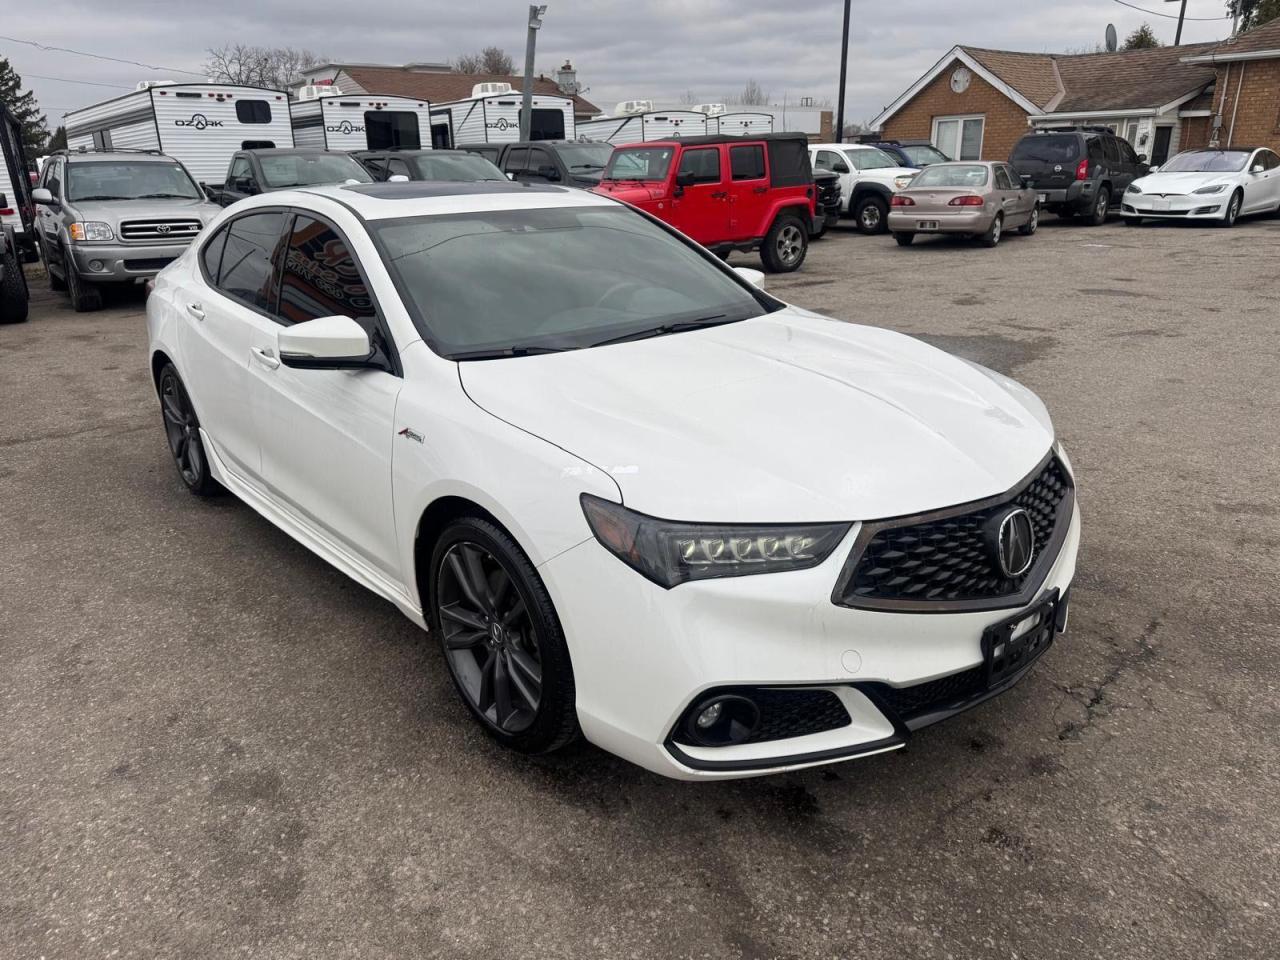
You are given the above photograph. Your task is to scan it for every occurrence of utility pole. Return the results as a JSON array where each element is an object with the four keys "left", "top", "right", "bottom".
[
  {"left": 520, "top": 4, "right": 547, "bottom": 141},
  {"left": 835, "top": 0, "right": 851, "bottom": 142},
  {"left": 1165, "top": 0, "right": 1189, "bottom": 45}
]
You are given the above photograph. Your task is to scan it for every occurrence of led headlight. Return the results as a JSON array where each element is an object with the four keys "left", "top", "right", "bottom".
[
  {"left": 581, "top": 494, "right": 850, "bottom": 588},
  {"left": 69, "top": 221, "right": 114, "bottom": 242},
  {"left": 893, "top": 175, "right": 915, "bottom": 190},
  {"left": 1193, "top": 183, "right": 1228, "bottom": 195}
]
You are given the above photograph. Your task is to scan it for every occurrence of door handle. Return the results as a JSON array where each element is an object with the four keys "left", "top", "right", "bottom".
[
  {"left": 251, "top": 346, "right": 280, "bottom": 370},
  {"left": 186, "top": 302, "right": 205, "bottom": 320},
  {"left": 753, "top": 186, "right": 767, "bottom": 194}
]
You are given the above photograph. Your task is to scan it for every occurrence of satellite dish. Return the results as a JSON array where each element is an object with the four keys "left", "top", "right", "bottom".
[{"left": 1105, "top": 23, "right": 1118, "bottom": 52}]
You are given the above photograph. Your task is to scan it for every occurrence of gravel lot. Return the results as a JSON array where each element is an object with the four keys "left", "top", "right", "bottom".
[{"left": 2, "top": 213, "right": 1278, "bottom": 959}]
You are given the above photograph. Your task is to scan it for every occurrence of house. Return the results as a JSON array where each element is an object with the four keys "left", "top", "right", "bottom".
[
  {"left": 871, "top": 42, "right": 1223, "bottom": 165},
  {"left": 295, "top": 61, "right": 601, "bottom": 122},
  {"left": 1178, "top": 18, "right": 1280, "bottom": 153}
]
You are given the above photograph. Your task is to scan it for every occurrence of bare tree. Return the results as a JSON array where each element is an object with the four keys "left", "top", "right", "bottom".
[
  {"left": 205, "top": 44, "right": 322, "bottom": 91},
  {"left": 454, "top": 47, "right": 516, "bottom": 74},
  {"left": 678, "top": 89, "right": 699, "bottom": 105},
  {"left": 738, "top": 79, "right": 769, "bottom": 105}
]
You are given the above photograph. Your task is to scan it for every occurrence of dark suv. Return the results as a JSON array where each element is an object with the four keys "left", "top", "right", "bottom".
[
  {"left": 862, "top": 140, "right": 950, "bottom": 168},
  {"left": 459, "top": 140, "right": 615, "bottom": 188},
  {"left": 1009, "top": 126, "right": 1148, "bottom": 225}
]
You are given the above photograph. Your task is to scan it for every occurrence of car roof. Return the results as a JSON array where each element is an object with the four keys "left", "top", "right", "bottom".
[
  {"left": 63, "top": 151, "right": 179, "bottom": 163},
  {"left": 638, "top": 133, "right": 809, "bottom": 148},
  {"left": 242, "top": 148, "right": 356, "bottom": 157},
  {"left": 288, "top": 179, "right": 617, "bottom": 220},
  {"left": 809, "top": 142, "right": 883, "bottom": 150}
]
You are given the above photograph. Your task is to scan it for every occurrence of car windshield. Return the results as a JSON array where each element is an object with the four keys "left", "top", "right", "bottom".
[
  {"left": 555, "top": 142, "right": 614, "bottom": 170},
  {"left": 909, "top": 164, "right": 989, "bottom": 188},
  {"left": 372, "top": 205, "right": 776, "bottom": 358},
  {"left": 602, "top": 146, "right": 674, "bottom": 181},
  {"left": 1011, "top": 135, "right": 1081, "bottom": 163},
  {"left": 410, "top": 152, "right": 505, "bottom": 181},
  {"left": 846, "top": 148, "right": 897, "bottom": 170},
  {"left": 66, "top": 161, "right": 201, "bottom": 201},
  {"left": 902, "top": 145, "right": 950, "bottom": 165},
  {"left": 1159, "top": 150, "right": 1251, "bottom": 173},
  {"left": 258, "top": 154, "right": 373, "bottom": 188}
]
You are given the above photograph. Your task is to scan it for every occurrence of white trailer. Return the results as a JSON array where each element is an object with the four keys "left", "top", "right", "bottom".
[
  {"left": 291, "top": 91, "right": 433, "bottom": 152},
  {"left": 65, "top": 82, "right": 294, "bottom": 183},
  {"left": 575, "top": 110, "right": 707, "bottom": 144},
  {"left": 430, "top": 84, "right": 576, "bottom": 147},
  {"left": 707, "top": 112, "right": 775, "bottom": 136}
]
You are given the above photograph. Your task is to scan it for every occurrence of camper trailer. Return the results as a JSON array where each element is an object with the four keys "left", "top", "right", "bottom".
[
  {"left": 707, "top": 112, "right": 774, "bottom": 136},
  {"left": 291, "top": 85, "right": 433, "bottom": 152},
  {"left": 576, "top": 102, "right": 707, "bottom": 144},
  {"left": 430, "top": 83, "right": 576, "bottom": 148},
  {"left": 64, "top": 82, "right": 294, "bottom": 183}
]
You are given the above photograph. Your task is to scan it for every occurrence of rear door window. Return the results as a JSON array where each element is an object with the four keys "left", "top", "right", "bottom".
[
  {"left": 993, "top": 166, "right": 1014, "bottom": 190},
  {"left": 200, "top": 225, "right": 229, "bottom": 282},
  {"left": 216, "top": 211, "right": 285, "bottom": 312},
  {"left": 1102, "top": 137, "right": 1121, "bottom": 164},
  {"left": 729, "top": 144, "right": 766, "bottom": 181},
  {"left": 503, "top": 147, "right": 529, "bottom": 176}
]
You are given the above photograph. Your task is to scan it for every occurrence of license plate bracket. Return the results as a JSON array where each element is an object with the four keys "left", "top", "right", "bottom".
[
  {"left": 1038, "top": 193, "right": 1048, "bottom": 203},
  {"left": 981, "top": 590, "right": 1062, "bottom": 688},
  {"left": 1153, "top": 198, "right": 1171, "bottom": 211}
]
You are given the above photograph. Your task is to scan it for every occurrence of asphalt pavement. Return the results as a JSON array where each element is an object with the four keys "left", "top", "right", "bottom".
[{"left": 2, "top": 212, "right": 1278, "bottom": 959}]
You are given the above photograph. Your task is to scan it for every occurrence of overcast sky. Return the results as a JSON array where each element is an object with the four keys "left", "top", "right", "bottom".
[{"left": 5, "top": 0, "right": 1237, "bottom": 127}]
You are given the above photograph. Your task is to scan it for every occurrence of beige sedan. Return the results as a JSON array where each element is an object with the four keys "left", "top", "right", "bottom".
[{"left": 888, "top": 161, "right": 1039, "bottom": 247}]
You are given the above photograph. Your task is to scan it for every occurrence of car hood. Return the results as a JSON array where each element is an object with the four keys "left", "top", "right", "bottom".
[
  {"left": 459, "top": 309, "right": 1055, "bottom": 523},
  {"left": 73, "top": 197, "right": 222, "bottom": 226},
  {"left": 591, "top": 181, "right": 664, "bottom": 202},
  {"left": 1132, "top": 170, "right": 1234, "bottom": 193},
  {"left": 855, "top": 165, "right": 920, "bottom": 183}
]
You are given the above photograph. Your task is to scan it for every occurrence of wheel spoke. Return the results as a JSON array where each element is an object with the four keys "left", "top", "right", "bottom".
[
  {"left": 162, "top": 393, "right": 184, "bottom": 426},
  {"left": 476, "top": 649, "right": 496, "bottom": 712},
  {"left": 446, "top": 551, "right": 487, "bottom": 612},
  {"left": 491, "top": 568, "right": 514, "bottom": 612},
  {"left": 507, "top": 645, "right": 541, "bottom": 700},
  {"left": 501, "top": 594, "right": 526, "bottom": 627},
  {"left": 461, "top": 545, "right": 494, "bottom": 610},
  {"left": 187, "top": 435, "right": 203, "bottom": 477},
  {"left": 173, "top": 432, "right": 189, "bottom": 462},
  {"left": 440, "top": 602, "right": 486, "bottom": 631},
  {"left": 444, "top": 629, "right": 485, "bottom": 650},
  {"left": 493, "top": 653, "right": 514, "bottom": 727}
]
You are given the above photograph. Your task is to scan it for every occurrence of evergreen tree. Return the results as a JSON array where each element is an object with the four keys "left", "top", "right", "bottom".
[
  {"left": 0, "top": 58, "right": 49, "bottom": 156},
  {"left": 1237, "top": 0, "right": 1280, "bottom": 30},
  {"left": 47, "top": 126, "right": 67, "bottom": 152},
  {"left": 1123, "top": 23, "right": 1161, "bottom": 49}
]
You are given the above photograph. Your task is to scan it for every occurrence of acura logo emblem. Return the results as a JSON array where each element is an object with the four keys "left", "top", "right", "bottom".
[{"left": 995, "top": 508, "right": 1035, "bottom": 578}]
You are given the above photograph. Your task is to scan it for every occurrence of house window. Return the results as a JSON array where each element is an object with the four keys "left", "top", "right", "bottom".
[{"left": 932, "top": 115, "right": 984, "bottom": 160}]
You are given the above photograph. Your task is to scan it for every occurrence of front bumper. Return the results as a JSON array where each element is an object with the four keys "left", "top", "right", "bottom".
[
  {"left": 888, "top": 209, "right": 993, "bottom": 233},
  {"left": 1122, "top": 195, "right": 1225, "bottom": 219},
  {"left": 67, "top": 240, "right": 192, "bottom": 282},
  {"left": 540, "top": 498, "right": 1081, "bottom": 780}
]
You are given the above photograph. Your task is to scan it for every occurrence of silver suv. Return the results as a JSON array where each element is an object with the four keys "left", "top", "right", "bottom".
[{"left": 33, "top": 150, "right": 221, "bottom": 312}]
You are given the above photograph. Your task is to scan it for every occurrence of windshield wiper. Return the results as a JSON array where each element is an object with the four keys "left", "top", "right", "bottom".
[
  {"left": 72, "top": 195, "right": 125, "bottom": 201},
  {"left": 589, "top": 315, "right": 739, "bottom": 348},
  {"left": 450, "top": 344, "right": 578, "bottom": 361},
  {"left": 571, "top": 163, "right": 604, "bottom": 170},
  {"left": 136, "top": 193, "right": 198, "bottom": 199}
]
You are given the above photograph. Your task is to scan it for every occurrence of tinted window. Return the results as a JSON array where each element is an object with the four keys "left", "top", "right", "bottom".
[
  {"left": 229, "top": 156, "right": 252, "bottom": 185},
  {"left": 1118, "top": 139, "right": 1139, "bottom": 164},
  {"left": 277, "top": 215, "right": 378, "bottom": 334},
  {"left": 1102, "top": 137, "right": 1121, "bottom": 164},
  {"left": 677, "top": 147, "right": 721, "bottom": 184},
  {"left": 236, "top": 100, "right": 272, "bottom": 124},
  {"left": 387, "top": 158, "right": 412, "bottom": 178},
  {"left": 503, "top": 147, "right": 529, "bottom": 174},
  {"left": 373, "top": 206, "right": 775, "bottom": 358},
  {"left": 1261, "top": 150, "right": 1280, "bottom": 171},
  {"left": 524, "top": 107, "right": 565, "bottom": 141},
  {"left": 45, "top": 160, "right": 62, "bottom": 196},
  {"left": 1011, "top": 135, "right": 1081, "bottom": 164},
  {"left": 1087, "top": 138, "right": 1106, "bottom": 163},
  {"left": 258, "top": 154, "right": 372, "bottom": 188},
  {"left": 528, "top": 148, "right": 554, "bottom": 175},
  {"left": 217, "top": 212, "right": 284, "bottom": 311},
  {"left": 365, "top": 111, "right": 421, "bottom": 150},
  {"left": 993, "top": 166, "right": 1014, "bottom": 190},
  {"left": 730, "top": 144, "right": 766, "bottom": 180},
  {"left": 201, "top": 225, "right": 228, "bottom": 282}
]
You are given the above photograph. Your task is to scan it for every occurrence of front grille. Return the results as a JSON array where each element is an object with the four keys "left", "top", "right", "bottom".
[
  {"left": 835, "top": 454, "right": 1072, "bottom": 610},
  {"left": 860, "top": 665, "right": 986, "bottom": 723},
  {"left": 119, "top": 219, "right": 202, "bottom": 243}
]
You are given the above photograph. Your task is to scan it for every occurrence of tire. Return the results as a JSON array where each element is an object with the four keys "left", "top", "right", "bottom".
[
  {"left": 64, "top": 248, "right": 103, "bottom": 312},
  {"left": 854, "top": 195, "right": 889, "bottom": 234},
  {"left": 980, "top": 212, "right": 1004, "bottom": 248},
  {"left": 427, "top": 515, "right": 578, "bottom": 755},
  {"left": 1219, "top": 190, "right": 1242, "bottom": 228},
  {"left": 760, "top": 215, "right": 808, "bottom": 273},
  {"left": 1018, "top": 204, "right": 1040, "bottom": 236},
  {"left": 157, "top": 364, "right": 222, "bottom": 497},
  {"left": 894, "top": 232, "right": 915, "bottom": 246},
  {"left": 0, "top": 248, "right": 30, "bottom": 324},
  {"left": 1088, "top": 187, "right": 1110, "bottom": 226},
  {"left": 45, "top": 241, "right": 66, "bottom": 291}
]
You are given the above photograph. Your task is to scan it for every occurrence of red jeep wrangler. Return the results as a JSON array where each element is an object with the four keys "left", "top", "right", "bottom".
[{"left": 592, "top": 133, "right": 817, "bottom": 273}]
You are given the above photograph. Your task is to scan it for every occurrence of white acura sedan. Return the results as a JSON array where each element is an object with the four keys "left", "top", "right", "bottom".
[
  {"left": 1122, "top": 146, "right": 1280, "bottom": 226},
  {"left": 146, "top": 181, "right": 1080, "bottom": 780}
]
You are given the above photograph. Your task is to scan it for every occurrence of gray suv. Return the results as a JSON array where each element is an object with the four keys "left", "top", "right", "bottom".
[{"left": 33, "top": 150, "right": 221, "bottom": 312}]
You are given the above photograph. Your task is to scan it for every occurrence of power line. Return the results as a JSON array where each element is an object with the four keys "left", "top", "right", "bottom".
[
  {"left": 19, "top": 72, "right": 133, "bottom": 90},
  {"left": 0, "top": 33, "right": 206, "bottom": 77},
  {"left": 1109, "top": 0, "right": 1231, "bottom": 20}
]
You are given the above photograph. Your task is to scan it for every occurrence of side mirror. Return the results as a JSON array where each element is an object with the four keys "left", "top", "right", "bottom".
[
  {"left": 1137, "top": 153, "right": 1148, "bottom": 163},
  {"left": 536, "top": 164, "right": 561, "bottom": 181},
  {"left": 278, "top": 316, "right": 374, "bottom": 370},
  {"left": 201, "top": 183, "right": 219, "bottom": 202},
  {"left": 832, "top": 162, "right": 851, "bottom": 174},
  {"left": 734, "top": 266, "right": 766, "bottom": 289},
  {"left": 32, "top": 187, "right": 54, "bottom": 205},
  {"left": 235, "top": 177, "right": 259, "bottom": 195},
  {"left": 675, "top": 171, "right": 697, "bottom": 188},
  {"left": 506, "top": 171, "right": 517, "bottom": 181},
  {"left": 1251, "top": 164, "right": 1265, "bottom": 174},
  {"left": 1148, "top": 165, "right": 1160, "bottom": 174},
  {"left": 388, "top": 174, "right": 410, "bottom": 182}
]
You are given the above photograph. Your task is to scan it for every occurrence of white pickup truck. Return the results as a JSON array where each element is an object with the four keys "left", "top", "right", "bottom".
[{"left": 809, "top": 143, "right": 919, "bottom": 234}]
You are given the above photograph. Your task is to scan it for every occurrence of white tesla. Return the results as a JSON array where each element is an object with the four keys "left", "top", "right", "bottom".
[
  {"left": 146, "top": 181, "right": 1080, "bottom": 780},
  {"left": 1122, "top": 146, "right": 1280, "bottom": 226}
]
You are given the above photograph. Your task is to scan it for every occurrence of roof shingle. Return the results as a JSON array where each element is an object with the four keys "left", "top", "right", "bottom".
[{"left": 1192, "top": 16, "right": 1280, "bottom": 57}]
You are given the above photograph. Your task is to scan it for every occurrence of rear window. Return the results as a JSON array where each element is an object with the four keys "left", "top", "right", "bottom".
[
  {"left": 909, "top": 164, "right": 989, "bottom": 188},
  {"left": 236, "top": 100, "right": 272, "bottom": 124},
  {"left": 1011, "top": 135, "right": 1081, "bottom": 164},
  {"left": 901, "top": 144, "right": 950, "bottom": 166}
]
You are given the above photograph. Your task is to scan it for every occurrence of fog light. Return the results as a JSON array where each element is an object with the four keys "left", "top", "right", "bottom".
[
  {"left": 683, "top": 694, "right": 760, "bottom": 747},
  {"left": 88, "top": 259, "right": 105, "bottom": 272}
]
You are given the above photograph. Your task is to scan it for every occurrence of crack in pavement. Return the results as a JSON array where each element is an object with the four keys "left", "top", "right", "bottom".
[
  {"left": 1055, "top": 617, "right": 1162, "bottom": 742},
  {"left": 0, "top": 419, "right": 151, "bottom": 450}
]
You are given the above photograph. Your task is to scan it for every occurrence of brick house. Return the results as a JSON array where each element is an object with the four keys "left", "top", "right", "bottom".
[{"left": 870, "top": 26, "right": 1280, "bottom": 166}]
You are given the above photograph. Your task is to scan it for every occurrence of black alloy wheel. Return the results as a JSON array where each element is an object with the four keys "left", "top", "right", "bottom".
[
  {"left": 158, "top": 364, "right": 220, "bottom": 496},
  {"left": 429, "top": 517, "right": 578, "bottom": 753}
]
